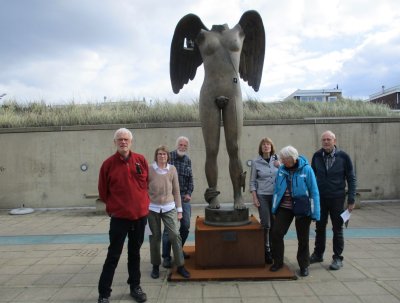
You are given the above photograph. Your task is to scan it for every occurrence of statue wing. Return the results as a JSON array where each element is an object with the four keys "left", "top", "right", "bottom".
[
  {"left": 170, "top": 14, "right": 208, "bottom": 94},
  {"left": 238, "top": 10, "right": 265, "bottom": 92}
]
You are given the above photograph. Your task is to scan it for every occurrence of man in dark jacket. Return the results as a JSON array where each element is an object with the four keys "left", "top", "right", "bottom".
[{"left": 310, "top": 130, "right": 356, "bottom": 270}]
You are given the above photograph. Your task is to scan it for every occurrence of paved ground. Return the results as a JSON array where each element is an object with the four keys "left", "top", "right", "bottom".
[{"left": 0, "top": 202, "right": 399, "bottom": 303}]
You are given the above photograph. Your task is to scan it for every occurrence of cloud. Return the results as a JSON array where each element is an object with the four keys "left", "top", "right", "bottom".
[
  {"left": 337, "top": 25, "right": 400, "bottom": 98},
  {"left": 0, "top": 0, "right": 399, "bottom": 104}
]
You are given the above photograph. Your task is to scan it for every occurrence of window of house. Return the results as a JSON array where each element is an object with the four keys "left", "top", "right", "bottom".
[{"left": 299, "top": 96, "right": 324, "bottom": 102}]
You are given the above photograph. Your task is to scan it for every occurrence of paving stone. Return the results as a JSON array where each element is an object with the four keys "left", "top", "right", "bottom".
[
  {"left": 308, "top": 281, "right": 352, "bottom": 296},
  {"left": 203, "top": 283, "right": 240, "bottom": 298},
  {"left": 0, "top": 203, "right": 399, "bottom": 303}
]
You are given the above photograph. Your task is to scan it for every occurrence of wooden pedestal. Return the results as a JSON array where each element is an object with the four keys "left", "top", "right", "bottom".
[{"left": 195, "top": 215, "right": 264, "bottom": 268}]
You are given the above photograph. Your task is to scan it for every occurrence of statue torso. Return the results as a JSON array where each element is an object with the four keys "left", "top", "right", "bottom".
[{"left": 197, "top": 24, "right": 244, "bottom": 78}]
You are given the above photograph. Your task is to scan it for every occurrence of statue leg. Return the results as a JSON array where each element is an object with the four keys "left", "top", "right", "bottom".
[
  {"left": 200, "top": 96, "right": 221, "bottom": 209},
  {"left": 222, "top": 96, "right": 245, "bottom": 210}
]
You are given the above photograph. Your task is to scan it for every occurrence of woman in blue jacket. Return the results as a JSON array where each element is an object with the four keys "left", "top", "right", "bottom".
[{"left": 270, "top": 146, "right": 320, "bottom": 277}]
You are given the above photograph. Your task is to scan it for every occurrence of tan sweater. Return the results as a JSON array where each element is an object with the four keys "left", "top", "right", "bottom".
[{"left": 148, "top": 164, "right": 182, "bottom": 209}]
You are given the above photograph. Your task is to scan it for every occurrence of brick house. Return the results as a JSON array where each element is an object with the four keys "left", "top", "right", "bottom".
[{"left": 369, "top": 85, "right": 400, "bottom": 110}]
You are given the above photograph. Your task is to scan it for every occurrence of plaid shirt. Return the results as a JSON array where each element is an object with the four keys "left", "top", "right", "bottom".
[
  {"left": 323, "top": 147, "right": 336, "bottom": 171},
  {"left": 169, "top": 150, "right": 194, "bottom": 196}
]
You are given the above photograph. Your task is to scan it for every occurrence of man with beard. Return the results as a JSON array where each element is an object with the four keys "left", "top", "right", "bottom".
[{"left": 162, "top": 136, "right": 194, "bottom": 268}]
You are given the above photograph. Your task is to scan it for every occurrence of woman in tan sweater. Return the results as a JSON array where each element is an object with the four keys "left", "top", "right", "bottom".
[{"left": 148, "top": 145, "right": 190, "bottom": 279}]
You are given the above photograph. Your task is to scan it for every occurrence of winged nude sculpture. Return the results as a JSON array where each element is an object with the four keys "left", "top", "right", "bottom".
[{"left": 170, "top": 10, "right": 265, "bottom": 210}]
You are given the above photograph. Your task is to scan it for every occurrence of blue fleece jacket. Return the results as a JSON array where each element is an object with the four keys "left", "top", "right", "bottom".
[{"left": 272, "top": 155, "right": 320, "bottom": 221}]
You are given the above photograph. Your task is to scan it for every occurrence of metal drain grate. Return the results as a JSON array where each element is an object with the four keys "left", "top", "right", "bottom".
[{"left": 75, "top": 248, "right": 100, "bottom": 257}]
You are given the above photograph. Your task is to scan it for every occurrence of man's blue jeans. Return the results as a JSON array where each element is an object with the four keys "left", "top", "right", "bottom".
[{"left": 162, "top": 200, "right": 191, "bottom": 260}]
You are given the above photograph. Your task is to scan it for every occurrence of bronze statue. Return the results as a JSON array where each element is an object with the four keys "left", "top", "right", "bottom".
[{"left": 170, "top": 11, "right": 265, "bottom": 210}]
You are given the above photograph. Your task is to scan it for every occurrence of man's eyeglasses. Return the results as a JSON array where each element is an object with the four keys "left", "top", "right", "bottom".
[{"left": 117, "top": 138, "right": 130, "bottom": 142}]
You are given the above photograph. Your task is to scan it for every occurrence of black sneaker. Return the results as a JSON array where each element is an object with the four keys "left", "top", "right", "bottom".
[
  {"left": 130, "top": 285, "right": 147, "bottom": 302},
  {"left": 300, "top": 267, "right": 309, "bottom": 277},
  {"left": 151, "top": 265, "right": 159, "bottom": 279},
  {"left": 265, "top": 251, "right": 273, "bottom": 264},
  {"left": 162, "top": 257, "right": 172, "bottom": 268},
  {"left": 97, "top": 297, "right": 110, "bottom": 303},
  {"left": 269, "top": 262, "right": 283, "bottom": 272},
  {"left": 177, "top": 266, "right": 190, "bottom": 278},
  {"left": 310, "top": 253, "right": 323, "bottom": 264},
  {"left": 329, "top": 258, "right": 343, "bottom": 270}
]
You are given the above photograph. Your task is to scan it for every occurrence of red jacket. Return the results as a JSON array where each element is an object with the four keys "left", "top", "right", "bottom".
[{"left": 98, "top": 151, "right": 150, "bottom": 220}]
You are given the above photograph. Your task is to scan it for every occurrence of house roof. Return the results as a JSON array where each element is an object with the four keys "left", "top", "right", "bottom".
[
  {"left": 369, "top": 85, "right": 400, "bottom": 100},
  {"left": 285, "top": 88, "right": 342, "bottom": 100}
]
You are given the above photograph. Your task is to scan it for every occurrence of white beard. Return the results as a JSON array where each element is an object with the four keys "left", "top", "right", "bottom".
[{"left": 176, "top": 150, "right": 186, "bottom": 157}]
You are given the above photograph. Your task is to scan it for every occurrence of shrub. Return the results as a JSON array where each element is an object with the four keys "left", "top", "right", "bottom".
[{"left": 0, "top": 98, "right": 396, "bottom": 128}]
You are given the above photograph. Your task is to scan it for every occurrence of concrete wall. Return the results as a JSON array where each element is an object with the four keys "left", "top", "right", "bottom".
[{"left": 0, "top": 117, "right": 399, "bottom": 209}]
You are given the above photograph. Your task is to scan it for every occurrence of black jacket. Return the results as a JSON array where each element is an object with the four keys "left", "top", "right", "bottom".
[{"left": 311, "top": 147, "right": 357, "bottom": 203}]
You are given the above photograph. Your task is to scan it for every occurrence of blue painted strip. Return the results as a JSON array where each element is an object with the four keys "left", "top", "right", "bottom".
[
  {"left": 0, "top": 234, "right": 109, "bottom": 245},
  {"left": 0, "top": 228, "right": 399, "bottom": 246}
]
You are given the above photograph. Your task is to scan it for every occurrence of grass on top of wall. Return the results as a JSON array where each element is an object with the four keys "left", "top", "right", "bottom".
[{"left": 0, "top": 98, "right": 396, "bottom": 128}]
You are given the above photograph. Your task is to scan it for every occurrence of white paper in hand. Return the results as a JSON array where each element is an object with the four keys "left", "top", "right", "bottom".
[{"left": 341, "top": 209, "right": 351, "bottom": 223}]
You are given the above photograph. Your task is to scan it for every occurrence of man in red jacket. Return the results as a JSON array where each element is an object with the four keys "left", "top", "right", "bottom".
[{"left": 97, "top": 128, "right": 149, "bottom": 303}]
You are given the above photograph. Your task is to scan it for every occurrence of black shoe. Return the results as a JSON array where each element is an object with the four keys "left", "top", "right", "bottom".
[
  {"left": 151, "top": 265, "right": 159, "bottom": 279},
  {"left": 265, "top": 251, "right": 273, "bottom": 264},
  {"left": 310, "top": 253, "right": 323, "bottom": 264},
  {"left": 130, "top": 285, "right": 147, "bottom": 302},
  {"left": 98, "top": 297, "right": 110, "bottom": 303},
  {"left": 269, "top": 263, "right": 283, "bottom": 272},
  {"left": 329, "top": 258, "right": 343, "bottom": 270},
  {"left": 183, "top": 251, "right": 190, "bottom": 259},
  {"left": 177, "top": 266, "right": 190, "bottom": 278},
  {"left": 162, "top": 257, "right": 172, "bottom": 268},
  {"left": 300, "top": 267, "right": 309, "bottom": 277}
]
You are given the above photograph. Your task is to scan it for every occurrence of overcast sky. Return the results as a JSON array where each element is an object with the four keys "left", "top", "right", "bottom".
[{"left": 0, "top": 0, "right": 399, "bottom": 104}]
